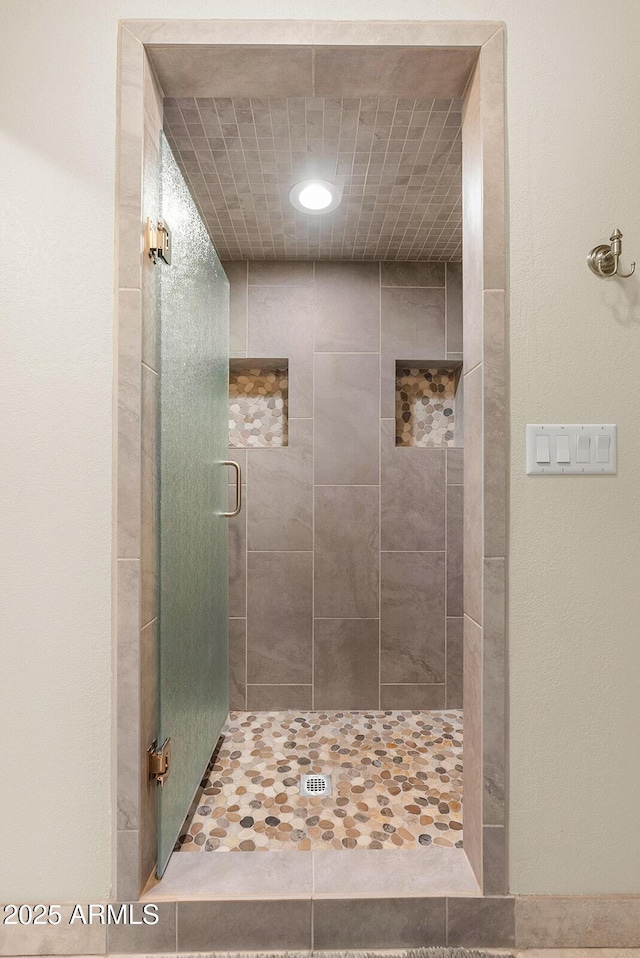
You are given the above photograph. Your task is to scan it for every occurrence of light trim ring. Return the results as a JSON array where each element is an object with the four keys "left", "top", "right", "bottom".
[{"left": 289, "top": 179, "right": 342, "bottom": 214}]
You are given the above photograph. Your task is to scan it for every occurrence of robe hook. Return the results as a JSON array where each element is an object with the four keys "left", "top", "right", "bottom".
[{"left": 587, "top": 228, "right": 636, "bottom": 278}]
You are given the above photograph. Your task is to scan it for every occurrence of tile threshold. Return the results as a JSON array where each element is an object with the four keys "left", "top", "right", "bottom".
[{"left": 143, "top": 847, "right": 480, "bottom": 901}]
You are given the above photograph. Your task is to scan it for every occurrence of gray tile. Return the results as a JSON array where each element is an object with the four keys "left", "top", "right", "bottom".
[
  {"left": 446, "top": 261, "right": 463, "bottom": 353},
  {"left": 247, "top": 418, "right": 313, "bottom": 550},
  {"left": 314, "top": 353, "right": 379, "bottom": 485},
  {"left": 247, "top": 551, "right": 312, "bottom": 684},
  {"left": 447, "top": 502, "right": 464, "bottom": 617},
  {"left": 380, "top": 552, "right": 445, "bottom": 684},
  {"left": 314, "top": 619, "right": 379, "bottom": 709},
  {"left": 446, "top": 617, "right": 464, "bottom": 709},
  {"left": 479, "top": 31, "right": 507, "bottom": 292},
  {"left": 447, "top": 897, "right": 515, "bottom": 948},
  {"left": 313, "top": 897, "right": 446, "bottom": 949},
  {"left": 380, "top": 684, "right": 445, "bottom": 709},
  {"left": 246, "top": 684, "right": 313, "bottom": 709},
  {"left": 249, "top": 260, "right": 314, "bottom": 286},
  {"left": 483, "top": 289, "right": 507, "bottom": 558},
  {"left": 117, "top": 560, "right": 140, "bottom": 832},
  {"left": 484, "top": 556, "right": 506, "bottom": 825},
  {"left": 463, "top": 615, "right": 483, "bottom": 882},
  {"left": 381, "top": 261, "right": 445, "bottom": 287},
  {"left": 248, "top": 285, "right": 314, "bottom": 418},
  {"left": 228, "top": 484, "right": 246, "bottom": 617},
  {"left": 229, "top": 617, "right": 246, "bottom": 710},
  {"left": 141, "top": 128, "right": 160, "bottom": 372},
  {"left": 381, "top": 420, "right": 445, "bottom": 550},
  {"left": 462, "top": 70, "right": 483, "bottom": 374},
  {"left": 116, "top": 829, "right": 140, "bottom": 902},
  {"left": 463, "top": 364, "right": 483, "bottom": 626},
  {"left": 140, "top": 618, "right": 158, "bottom": 893},
  {"left": 106, "top": 902, "right": 176, "bottom": 954},
  {"left": 515, "top": 898, "right": 640, "bottom": 948},
  {"left": 0, "top": 904, "right": 106, "bottom": 956},
  {"left": 483, "top": 825, "right": 508, "bottom": 895},
  {"left": 222, "top": 260, "right": 248, "bottom": 352},
  {"left": 381, "top": 286, "right": 446, "bottom": 417},
  {"left": 177, "top": 899, "right": 312, "bottom": 951},
  {"left": 117, "top": 289, "right": 142, "bottom": 558},
  {"left": 152, "top": 46, "right": 314, "bottom": 98},
  {"left": 314, "top": 262, "right": 380, "bottom": 352},
  {"left": 314, "top": 486, "right": 379, "bottom": 618},
  {"left": 447, "top": 447, "right": 464, "bottom": 484},
  {"left": 141, "top": 365, "right": 158, "bottom": 628},
  {"left": 314, "top": 46, "right": 477, "bottom": 98}
]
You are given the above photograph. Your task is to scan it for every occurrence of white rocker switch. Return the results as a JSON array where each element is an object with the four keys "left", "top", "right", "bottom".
[
  {"left": 596, "top": 434, "right": 610, "bottom": 463},
  {"left": 536, "top": 434, "right": 551, "bottom": 463},
  {"left": 576, "top": 435, "right": 590, "bottom": 463},
  {"left": 526, "top": 424, "right": 616, "bottom": 475},
  {"left": 556, "top": 435, "right": 570, "bottom": 463}
]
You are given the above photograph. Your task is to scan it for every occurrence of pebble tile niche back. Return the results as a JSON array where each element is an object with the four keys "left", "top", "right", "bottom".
[{"left": 229, "top": 359, "right": 289, "bottom": 448}]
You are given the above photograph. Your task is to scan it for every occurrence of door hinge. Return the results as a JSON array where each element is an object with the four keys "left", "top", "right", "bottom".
[
  {"left": 145, "top": 217, "right": 172, "bottom": 265},
  {"left": 148, "top": 737, "right": 172, "bottom": 786}
]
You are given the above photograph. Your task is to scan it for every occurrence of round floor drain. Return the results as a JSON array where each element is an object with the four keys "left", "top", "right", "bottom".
[{"left": 299, "top": 773, "right": 332, "bottom": 796}]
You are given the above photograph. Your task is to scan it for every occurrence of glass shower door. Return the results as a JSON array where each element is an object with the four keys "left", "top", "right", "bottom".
[{"left": 157, "top": 135, "right": 230, "bottom": 876}]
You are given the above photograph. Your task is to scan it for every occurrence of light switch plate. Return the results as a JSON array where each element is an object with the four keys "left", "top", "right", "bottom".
[{"left": 526, "top": 424, "right": 617, "bottom": 475}]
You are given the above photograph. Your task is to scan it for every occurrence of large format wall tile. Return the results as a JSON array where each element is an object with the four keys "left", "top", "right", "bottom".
[
  {"left": 249, "top": 260, "right": 314, "bottom": 286},
  {"left": 446, "top": 261, "right": 463, "bottom": 353},
  {"left": 177, "top": 900, "right": 312, "bottom": 952},
  {"left": 247, "top": 551, "right": 312, "bottom": 685},
  {"left": 313, "top": 897, "right": 446, "bottom": 950},
  {"left": 381, "top": 286, "right": 446, "bottom": 417},
  {"left": 314, "top": 486, "right": 379, "bottom": 618},
  {"left": 314, "top": 262, "right": 380, "bottom": 352},
  {"left": 314, "top": 353, "right": 380, "bottom": 485},
  {"left": 246, "top": 684, "right": 313, "bottom": 710},
  {"left": 247, "top": 418, "right": 313, "bottom": 550},
  {"left": 381, "top": 420, "right": 445, "bottom": 551},
  {"left": 515, "top": 897, "right": 640, "bottom": 948},
  {"left": 228, "top": 617, "right": 246, "bottom": 710},
  {"left": 381, "top": 261, "right": 445, "bottom": 288},
  {"left": 380, "top": 552, "right": 445, "bottom": 684},
  {"left": 227, "top": 484, "right": 246, "bottom": 618},
  {"left": 380, "top": 684, "right": 445, "bottom": 709},
  {"left": 463, "top": 614, "right": 483, "bottom": 882},
  {"left": 463, "top": 363, "right": 483, "bottom": 627},
  {"left": 222, "top": 260, "right": 248, "bottom": 352},
  {"left": 314, "top": 619, "right": 379, "bottom": 709},
  {"left": 248, "top": 285, "right": 314, "bottom": 418},
  {"left": 446, "top": 616, "right": 464, "bottom": 709}
]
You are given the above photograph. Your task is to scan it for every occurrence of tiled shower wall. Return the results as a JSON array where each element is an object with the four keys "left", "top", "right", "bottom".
[{"left": 225, "top": 260, "right": 463, "bottom": 712}]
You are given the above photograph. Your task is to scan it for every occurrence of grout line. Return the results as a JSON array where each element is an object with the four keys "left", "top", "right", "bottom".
[
  {"left": 141, "top": 360, "right": 159, "bottom": 376},
  {"left": 463, "top": 358, "right": 482, "bottom": 377}
]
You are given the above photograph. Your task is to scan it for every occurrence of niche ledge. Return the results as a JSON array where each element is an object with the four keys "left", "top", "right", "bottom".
[
  {"left": 395, "top": 361, "right": 462, "bottom": 448},
  {"left": 229, "top": 358, "right": 288, "bottom": 448}
]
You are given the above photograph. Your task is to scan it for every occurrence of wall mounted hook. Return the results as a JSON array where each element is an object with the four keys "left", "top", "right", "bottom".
[{"left": 588, "top": 228, "right": 636, "bottom": 278}]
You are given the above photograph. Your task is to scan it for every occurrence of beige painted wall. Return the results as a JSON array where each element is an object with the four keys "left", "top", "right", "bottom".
[{"left": 1, "top": 0, "right": 639, "bottom": 900}]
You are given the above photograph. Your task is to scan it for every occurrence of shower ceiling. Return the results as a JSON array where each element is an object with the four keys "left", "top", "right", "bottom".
[{"left": 163, "top": 96, "right": 463, "bottom": 261}]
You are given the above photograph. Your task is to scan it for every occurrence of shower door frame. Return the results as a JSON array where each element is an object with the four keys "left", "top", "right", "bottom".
[{"left": 113, "top": 18, "right": 508, "bottom": 904}]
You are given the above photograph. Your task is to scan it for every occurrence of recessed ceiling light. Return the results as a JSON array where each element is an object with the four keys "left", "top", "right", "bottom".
[{"left": 289, "top": 179, "right": 342, "bottom": 214}]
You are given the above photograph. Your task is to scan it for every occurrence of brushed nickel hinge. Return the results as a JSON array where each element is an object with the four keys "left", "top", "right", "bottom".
[
  {"left": 145, "top": 217, "right": 172, "bottom": 265},
  {"left": 148, "top": 737, "right": 172, "bottom": 786}
]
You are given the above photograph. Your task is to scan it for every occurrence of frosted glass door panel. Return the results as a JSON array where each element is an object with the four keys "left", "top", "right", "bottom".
[{"left": 157, "top": 135, "right": 229, "bottom": 876}]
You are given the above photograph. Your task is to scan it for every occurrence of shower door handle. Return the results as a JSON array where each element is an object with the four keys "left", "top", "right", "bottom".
[{"left": 222, "top": 460, "right": 242, "bottom": 518}]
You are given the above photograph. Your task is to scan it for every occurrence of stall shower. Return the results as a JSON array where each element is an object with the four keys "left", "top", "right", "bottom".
[{"left": 150, "top": 90, "right": 467, "bottom": 869}]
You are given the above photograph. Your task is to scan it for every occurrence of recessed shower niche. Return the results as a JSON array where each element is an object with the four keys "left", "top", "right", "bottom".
[
  {"left": 395, "top": 362, "right": 463, "bottom": 447},
  {"left": 229, "top": 358, "right": 289, "bottom": 448}
]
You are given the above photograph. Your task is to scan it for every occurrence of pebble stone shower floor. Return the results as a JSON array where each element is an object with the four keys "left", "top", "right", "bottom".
[{"left": 177, "top": 710, "right": 463, "bottom": 853}]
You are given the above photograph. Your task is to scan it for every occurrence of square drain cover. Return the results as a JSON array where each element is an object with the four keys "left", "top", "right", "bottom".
[{"left": 299, "top": 773, "right": 332, "bottom": 797}]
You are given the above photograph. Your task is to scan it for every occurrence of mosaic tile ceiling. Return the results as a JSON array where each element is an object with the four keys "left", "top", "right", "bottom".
[
  {"left": 178, "top": 710, "right": 463, "bottom": 852},
  {"left": 163, "top": 97, "right": 462, "bottom": 261}
]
